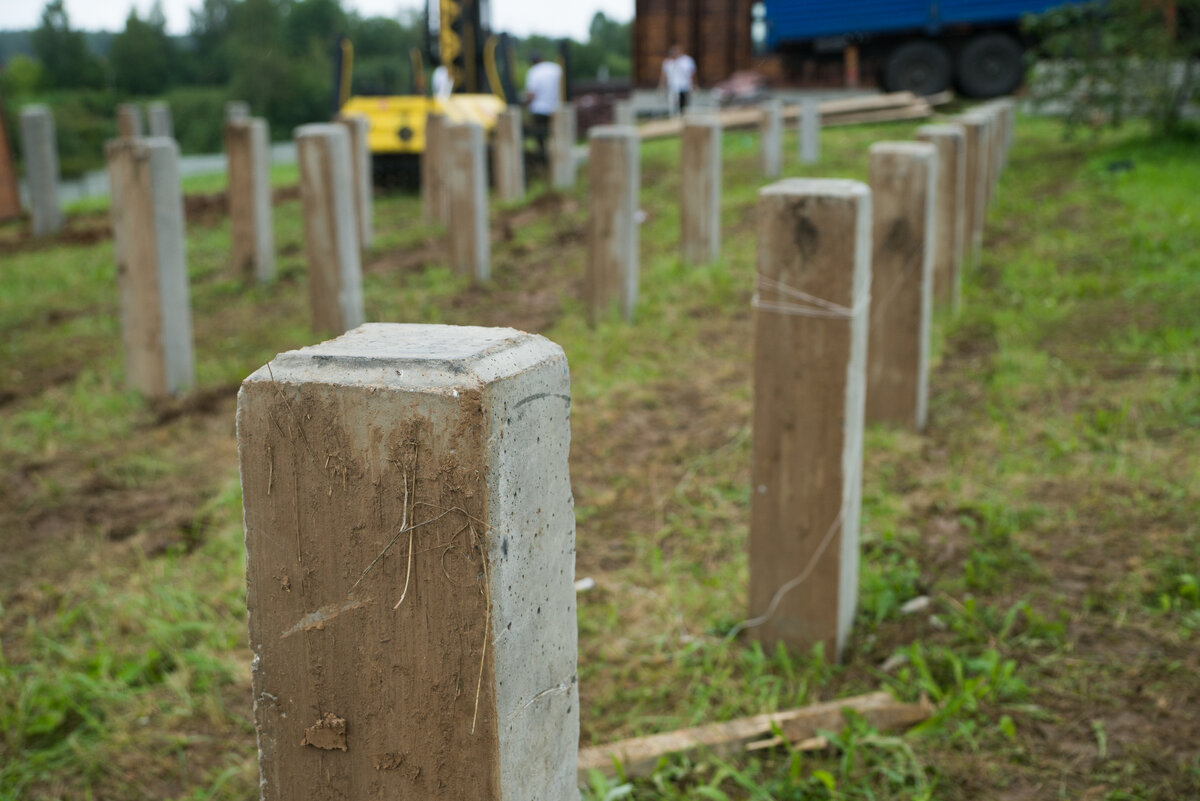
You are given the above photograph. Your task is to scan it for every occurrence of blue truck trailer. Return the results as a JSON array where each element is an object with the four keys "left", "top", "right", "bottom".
[{"left": 758, "top": 0, "right": 1084, "bottom": 97}]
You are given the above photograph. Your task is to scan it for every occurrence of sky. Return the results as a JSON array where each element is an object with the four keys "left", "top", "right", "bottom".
[{"left": 0, "top": 0, "right": 634, "bottom": 39}]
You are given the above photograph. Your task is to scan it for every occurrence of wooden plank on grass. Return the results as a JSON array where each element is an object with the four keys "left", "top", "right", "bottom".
[
  {"left": 814, "top": 91, "right": 920, "bottom": 116},
  {"left": 577, "top": 691, "right": 932, "bottom": 780},
  {"left": 636, "top": 93, "right": 932, "bottom": 142},
  {"left": 823, "top": 105, "right": 933, "bottom": 128}
]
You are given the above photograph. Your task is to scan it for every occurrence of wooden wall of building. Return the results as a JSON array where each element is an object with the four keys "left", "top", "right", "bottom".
[{"left": 633, "top": 0, "right": 756, "bottom": 88}]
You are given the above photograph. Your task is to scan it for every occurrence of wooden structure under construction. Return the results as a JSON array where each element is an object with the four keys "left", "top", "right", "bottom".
[
  {"left": 632, "top": 0, "right": 859, "bottom": 89},
  {"left": 0, "top": 89, "right": 20, "bottom": 221},
  {"left": 633, "top": 0, "right": 756, "bottom": 88}
]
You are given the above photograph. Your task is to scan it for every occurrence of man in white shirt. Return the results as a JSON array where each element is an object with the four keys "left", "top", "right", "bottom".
[
  {"left": 660, "top": 44, "right": 697, "bottom": 116},
  {"left": 431, "top": 64, "right": 454, "bottom": 100},
  {"left": 524, "top": 52, "right": 563, "bottom": 166}
]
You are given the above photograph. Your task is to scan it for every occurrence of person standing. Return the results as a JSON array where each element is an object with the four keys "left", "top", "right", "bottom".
[
  {"left": 432, "top": 64, "right": 454, "bottom": 100},
  {"left": 524, "top": 51, "right": 563, "bottom": 167},
  {"left": 660, "top": 44, "right": 697, "bottom": 116}
]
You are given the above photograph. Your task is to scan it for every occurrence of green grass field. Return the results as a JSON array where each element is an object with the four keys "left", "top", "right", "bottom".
[
  {"left": 1, "top": 112, "right": 1198, "bottom": 800},
  {"left": 59, "top": 162, "right": 302, "bottom": 215}
]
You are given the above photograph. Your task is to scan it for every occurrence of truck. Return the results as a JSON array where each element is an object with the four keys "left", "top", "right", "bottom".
[{"left": 757, "top": 0, "right": 1085, "bottom": 97}]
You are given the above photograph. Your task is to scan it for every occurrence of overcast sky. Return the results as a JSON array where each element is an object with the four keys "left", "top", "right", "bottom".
[{"left": 0, "top": 0, "right": 634, "bottom": 40}]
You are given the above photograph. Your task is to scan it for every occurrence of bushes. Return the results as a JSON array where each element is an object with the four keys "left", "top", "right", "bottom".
[
  {"left": 5, "top": 87, "right": 237, "bottom": 179},
  {"left": 46, "top": 92, "right": 116, "bottom": 178},
  {"left": 160, "top": 87, "right": 228, "bottom": 155},
  {"left": 1026, "top": 0, "right": 1200, "bottom": 136},
  {"left": 4, "top": 90, "right": 118, "bottom": 179}
]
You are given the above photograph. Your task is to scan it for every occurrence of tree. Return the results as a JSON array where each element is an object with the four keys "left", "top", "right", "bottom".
[
  {"left": 30, "top": 0, "right": 104, "bottom": 90},
  {"left": 110, "top": 3, "right": 178, "bottom": 95},
  {"left": 588, "top": 11, "right": 630, "bottom": 55},
  {"left": 347, "top": 11, "right": 424, "bottom": 95},
  {"left": 225, "top": 0, "right": 330, "bottom": 130},
  {"left": 187, "top": 0, "right": 238, "bottom": 84},
  {"left": 286, "top": 0, "right": 348, "bottom": 58},
  {"left": 228, "top": 0, "right": 287, "bottom": 112},
  {"left": 1027, "top": 0, "right": 1200, "bottom": 135},
  {"left": 563, "top": 12, "right": 632, "bottom": 83},
  {"left": 0, "top": 55, "right": 44, "bottom": 98}
]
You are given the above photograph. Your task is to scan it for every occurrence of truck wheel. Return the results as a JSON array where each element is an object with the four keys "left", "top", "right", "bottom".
[
  {"left": 956, "top": 33, "right": 1024, "bottom": 98},
  {"left": 883, "top": 40, "right": 952, "bottom": 95}
]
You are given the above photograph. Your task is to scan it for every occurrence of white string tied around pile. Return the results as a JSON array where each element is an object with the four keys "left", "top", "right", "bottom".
[
  {"left": 722, "top": 451, "right": 864, "bottom": 644},
  {"left": 751, "top": 273, "right": 870, "bottom": 319}
]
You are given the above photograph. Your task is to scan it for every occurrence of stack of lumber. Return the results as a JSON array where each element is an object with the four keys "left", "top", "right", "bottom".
[
  {"left": 817, "top": 91, "right": 935, "bottom": 127},
  {"left": 637, "top": 91, "right": 941, "bottom": 141}
]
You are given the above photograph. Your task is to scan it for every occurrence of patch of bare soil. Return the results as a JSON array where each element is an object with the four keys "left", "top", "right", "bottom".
[
  {"left": 181, "top": 184, "right": 300, "bottom": 229},
  {"left": 364, "top": 239, "right": 443, "bottom": 276},
  {"left": 0, "top": 312, "right": 119, "bottom": 411},
  {"left": 571, "top": 368, "right": 751, "bottom": 577},
  {"left": 499, "top": 191, "right": 578, "bottom": 232},
  {"left": 0, "top": 213, "right": 112, "bottom": 254},
  {"left": 0, "top": 385, "right": 238, "bottom": 592},
  {"left": 0, "top": 365, "right": 81, "bottom": 409},
  {"left": 0, "top": 185, "right": 302, "bottom": 254}
]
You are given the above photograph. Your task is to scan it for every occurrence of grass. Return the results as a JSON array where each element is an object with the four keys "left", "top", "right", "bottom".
[
  {"left": 1, "top": 111, "right": 1199, "bottom": 800},
  {"left": 61, "top": 162, "right": 302, "bottom": 215}
]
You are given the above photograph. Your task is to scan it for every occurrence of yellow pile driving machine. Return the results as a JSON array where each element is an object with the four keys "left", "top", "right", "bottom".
[{"left": 334, "top": 0, "right": 516, "bottom": 185}]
